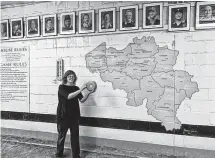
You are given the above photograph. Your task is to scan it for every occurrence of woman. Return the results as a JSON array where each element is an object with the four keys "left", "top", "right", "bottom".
[{"left": 56, "top": 70, "right": 89, "bottom": 158}]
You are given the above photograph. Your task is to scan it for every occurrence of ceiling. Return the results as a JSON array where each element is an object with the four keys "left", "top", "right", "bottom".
[{"left": 0, "top": 1, "right": 46, "bottom": 6}]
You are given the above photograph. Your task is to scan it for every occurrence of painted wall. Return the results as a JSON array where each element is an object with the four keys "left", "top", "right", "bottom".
[{"left": 1, "top": 1, "right": 215, "bottom": 151}]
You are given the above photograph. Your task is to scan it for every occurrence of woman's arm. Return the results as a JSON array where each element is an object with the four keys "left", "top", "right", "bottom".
[
  {"left": 67, "top": 85, "right": 86, "bottom": 99},
  {"left": 67, "top": 89, "right": 82, "bottom": 99},
  {"left": 58, "top": 84, "right": 86, "bottom": 100},
  {"left": 80, "top": 94, "right": 89, "bottom": 103}
]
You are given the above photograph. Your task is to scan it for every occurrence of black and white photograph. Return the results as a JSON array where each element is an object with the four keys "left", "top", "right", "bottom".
[
  {"left": 98, "top": 8, "right": 116, "bottom": 32},
  {"left": 143, "top": 3, "right": 163, "bottom": 29},
  {"left": 120, "top": 5, "right": 138, "bottom": 31},
  {"left": 26, "top": 16, "right": 40, "bottom": 37},
  {"left": 10, "top": 18, "right": 23, "bottom": 38},
  {"left": 79, "top": 10, "right": 94, "bottom": 34},
  {"left": 169, "top": 3, "right": 190, "bottom": 31},
  {"left": 196, "top": 1, "right": 215, "bottom": 29},
  {"left": 42, "top": 14, "right": 57, "bottom": 36},
  {"left": 59, "top": 12, "right": 75, "bottom": 35},
  {"left": 1, "top": 1, "right": 215, "bottom": 158},
  {"left": 1, "top": 20, "right": 9, "bottom": 40}
]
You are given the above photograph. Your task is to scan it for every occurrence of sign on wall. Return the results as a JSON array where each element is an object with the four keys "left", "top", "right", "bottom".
[
  {"left": 53, "top": 58, "right": 64, "bottom": 84},
  {"left": 0, "top": 47, "right": 29, "bottom": 109},
  {"left": 56, "top": 58, "right": 64, "bottom": 81}
]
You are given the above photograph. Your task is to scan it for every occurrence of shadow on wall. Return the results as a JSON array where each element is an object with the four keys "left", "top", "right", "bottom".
[
  {"left": 80, "top": 95, "right": 97, "bottom": 157},
  {"left": 81, "top": 95, "right": 97, "bottom": 107}
]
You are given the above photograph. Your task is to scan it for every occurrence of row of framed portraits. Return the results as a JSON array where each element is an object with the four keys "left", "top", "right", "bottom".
[{"left": 1, "top": 1, "right": 215, "bottom": 40}]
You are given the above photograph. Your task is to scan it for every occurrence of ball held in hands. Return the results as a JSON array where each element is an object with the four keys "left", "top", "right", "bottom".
[{"left": 86, "top": 81, "right": 97, "bottom": 93}]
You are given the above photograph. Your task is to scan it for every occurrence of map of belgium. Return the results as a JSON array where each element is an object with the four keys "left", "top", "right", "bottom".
[{"left": 85, "top": 36, "right": 199, "bottom": 131}]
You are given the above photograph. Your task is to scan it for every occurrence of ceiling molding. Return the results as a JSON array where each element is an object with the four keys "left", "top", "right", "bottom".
[{"left": 0, "top": 1, "right": 48, "bottom": 9}]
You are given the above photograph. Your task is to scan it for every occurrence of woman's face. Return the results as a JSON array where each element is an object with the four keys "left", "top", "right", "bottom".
[{"left": 66, "top": 74, "right": 75, "bottom": 84}]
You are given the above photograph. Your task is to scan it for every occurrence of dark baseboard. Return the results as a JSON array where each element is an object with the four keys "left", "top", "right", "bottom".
[{"left": 1, "top": 111, "right": 215, "bottom": 138}]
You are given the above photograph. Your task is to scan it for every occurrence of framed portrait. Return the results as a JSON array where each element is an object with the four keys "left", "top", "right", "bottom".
[
  {"left": 143, "top": 3, "right": 163, "bottom": 29},
  {"left": 79, "top": 10, "right": 95, "bottom": 34},
  {"left": 1, "top": 20, "right": 9, "bottom": 40},
  {"left": 26, "top": 16, "right": 40, "bottom": 37},
  {"left": 10, "top": 18, "right": 23, "bottom": 39},
  {"left": 98, "top": 8, "right": 116, "bottom": 32},
  {"left": 120, "top": 5, "right": 139, "bottom": 31},
  {"left": 59, "top": 12, "right": 75, "bottom": 35},
  {"left": 42, "top": 14, "right": 57, "bottom": 36},
  {"left": 196, "top": 1, "right": 215, "bottom": 29},
  {"left": 168, "top": 3, "right": 190, "bottom": 31}
]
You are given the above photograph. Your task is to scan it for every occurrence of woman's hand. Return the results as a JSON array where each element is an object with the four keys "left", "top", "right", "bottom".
[{"left": 80, "top": 84, "right": 87, "bottom": 91}]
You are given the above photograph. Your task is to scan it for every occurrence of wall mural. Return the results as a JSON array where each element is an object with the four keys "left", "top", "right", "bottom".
[{"left": 85, "top": 36, "right": 199, "bottom": 131}]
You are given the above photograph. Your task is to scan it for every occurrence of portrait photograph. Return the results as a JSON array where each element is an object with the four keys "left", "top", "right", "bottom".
[
  {"left": 168, "top": 3, "right": 190, "bottom": 31},
  {"left": 59, "top": 12, "right": 75, "bottom": 35},
  {"left": 196, "top": 2, "right": 215, "bottom": 29},
  {"left": 143, "top": 3, "right": 163, "bottom": 29},
  {"left": 26, "top": 16, "right": 40, "bottom": 37},
  {"left": 1, "top": 20, "right": 9, "bottom": 40},
  {"left": 120, "top": 5, "right": 138, "bottom": 31},
  {"left": 42, "top": 14, "right": 57, "bottom": 36},
  {"left": 79, "top": 10, "right": 95, "bottom": 34},
  {"left": 99, "top": 8, "right": 116, "bottom": 33},
  {"left": 10, "top": 18, "right": 23, "bottom": 39}
]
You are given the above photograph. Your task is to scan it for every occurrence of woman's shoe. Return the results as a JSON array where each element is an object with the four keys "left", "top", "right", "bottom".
[{"left": 55, "top": 153, "right": 64, "bottom": 157}]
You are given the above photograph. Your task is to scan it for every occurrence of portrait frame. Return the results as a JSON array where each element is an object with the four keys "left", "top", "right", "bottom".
[
  {"left": 10, "top": 18, "right": 23, "bottom": 39},
  {"left": 1, "top": 19, "right": 9, "bottom": 40},
  {"left": 42, "top": 14, "right": 57, "bottom": 37},
  {"left": 143, "top": 3, "right": 163, "bottom": 29},
  {"left": 120, "top": 5, "right": 139, "bottom": 31},
  {"left": 59, "top": 12, "right": 76, "bottom": 35},
  {"left": 196, "top": 1, "right": 215, "bottom": 30},
  {"left": 79, "top": 10, "right": 95, "bottom": 34},
  {"left": 98, "top": 8, "right": 116, "bottom": 33},
  {"left": 168, "top": 3, "right": 190, "bottom": 31},
  {"left": 26, "top": 16, "right": 40, "bottom": 38}
]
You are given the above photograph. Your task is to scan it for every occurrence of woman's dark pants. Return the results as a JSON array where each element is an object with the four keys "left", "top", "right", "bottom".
[{"left": 56, "top": 120, "right": 80, "bottom": 158}]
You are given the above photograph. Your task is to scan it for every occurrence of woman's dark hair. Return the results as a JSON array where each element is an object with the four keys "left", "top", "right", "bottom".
[{"left": 62, "top": 70, "right": 77, "bottom": 85}]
